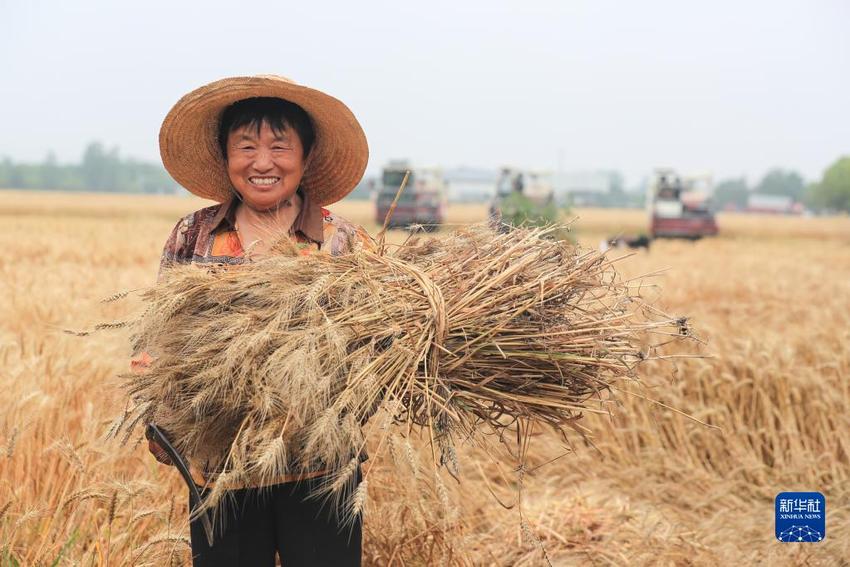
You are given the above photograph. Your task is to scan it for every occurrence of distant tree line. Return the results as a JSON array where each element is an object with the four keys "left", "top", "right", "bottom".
[
  {"left": 4, "top": 143, "right": 849, "bottom": 213},
  {"left": 714, "top": 157, "right": 850, "bottom": 213},
  {"left": 809, "top": 157, "right": 850, "bottom": 212},
  {"left": 0, "top": 142, "right": 181, "bottom": 194}
]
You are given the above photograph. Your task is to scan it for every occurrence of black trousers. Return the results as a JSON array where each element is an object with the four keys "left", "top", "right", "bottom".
[{"left": 189, "top": 467, "right": 362, "bottom": 566}]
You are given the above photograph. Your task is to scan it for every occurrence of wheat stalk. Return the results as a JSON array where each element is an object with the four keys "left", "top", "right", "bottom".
[{"left": 111, "top": 223, "right": 695, "bottom": 514}]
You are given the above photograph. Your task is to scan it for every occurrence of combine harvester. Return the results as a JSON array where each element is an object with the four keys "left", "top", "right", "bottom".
[
  {"left": 488, "top": 167, "right": 556, "bottom": 230},
  {"left": 647, "top": 168, "right": 718, "bottom": 239},
  {"left": 375, "top": 160, "right": 447, "bottom": 231}
]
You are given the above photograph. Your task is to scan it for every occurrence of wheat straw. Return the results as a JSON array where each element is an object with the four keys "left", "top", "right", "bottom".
[{"left": 115, "top": 224, "right": 690, "bottom": 513}]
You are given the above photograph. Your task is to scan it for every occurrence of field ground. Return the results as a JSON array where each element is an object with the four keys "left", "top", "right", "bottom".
[{"left": 1, "top": 190, "right": 848, "bottom": 565}]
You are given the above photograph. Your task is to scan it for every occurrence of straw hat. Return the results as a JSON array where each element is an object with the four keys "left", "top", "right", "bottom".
[{"left": 159, "top": 75, "right": 368, "bottom": 205}]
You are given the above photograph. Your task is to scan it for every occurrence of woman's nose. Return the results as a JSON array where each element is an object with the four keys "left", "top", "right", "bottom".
[{"left": 252, "top": 149, "right": 274, "bottom": 171}]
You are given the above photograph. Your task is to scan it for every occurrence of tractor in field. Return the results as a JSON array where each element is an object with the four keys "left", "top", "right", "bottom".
[
  {"left": 488, "top": 167, "right": 557, "bottom": 231},
  {"left": 647, "top": 168, "right": 718, "bottom": 239},
  {"left": 375, "top": 160, "right": 447, "bottom": 231}
]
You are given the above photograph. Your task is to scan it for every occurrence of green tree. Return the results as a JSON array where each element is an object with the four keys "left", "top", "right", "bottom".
[
  {"left": 713, "top": 177, "right": 749, "bottom": 210},
  {"left": 41, "top": 151, "right": 61, "bottom": 189},
  {"left": 754, "top": 168, "right": 805, "bottom": 202},
  {"left": 808, "top": 156, "right": 850, "bottom": 213},
  {"left": 0, "top": 157, "right": 11, "bottom": 187},
  {"left": 81, "top": 142, "right": 107, "bottom": 190},
  {"left": 608, "top": 170, "right": 625, "bottom": 194},
  {"left": 7, "top": 161, "right": 25, "bottom": 188},
  {"left": 81, "top": 142, "right": 124, "bottom": 191},
  {"left": 0, "top": 143, "right": 179, "bottom": 193}
]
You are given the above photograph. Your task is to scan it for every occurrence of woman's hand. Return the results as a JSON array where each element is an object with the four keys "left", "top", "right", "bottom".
[{"left": 134, "top": 353, "right": 173, "bottom": 465}]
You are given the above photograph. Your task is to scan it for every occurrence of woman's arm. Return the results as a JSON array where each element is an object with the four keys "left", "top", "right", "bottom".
[
  {"left": 129, "top": 351, "right": 173, "bottom": 465},
  {"left": 138, "top": 216, "right": 192, "bottom": 466}
]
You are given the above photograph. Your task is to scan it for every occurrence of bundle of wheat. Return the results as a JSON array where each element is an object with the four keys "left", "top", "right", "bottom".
[{"left": 115, "top": 224, "right": 688, "bottom": 511}]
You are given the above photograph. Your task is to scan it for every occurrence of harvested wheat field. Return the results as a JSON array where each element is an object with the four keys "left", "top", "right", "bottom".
[{"left": 1, "top": 190, "right": 848, "bottom": 566}]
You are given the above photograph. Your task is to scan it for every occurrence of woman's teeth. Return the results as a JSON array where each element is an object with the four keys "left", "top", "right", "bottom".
[{"left": 249, "top": 177, "right": 280, "bottom": 186}]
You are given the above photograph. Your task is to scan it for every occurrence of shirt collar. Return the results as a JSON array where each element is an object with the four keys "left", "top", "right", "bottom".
[
  {"left": 209, "top": 197, "right": 238, "bottom": 234},
  {"left": 292, "top": 188, "right": 325, "bottom": 244},
  {"left": 210, "top": 188, "right": 324, "bottom": 245}
]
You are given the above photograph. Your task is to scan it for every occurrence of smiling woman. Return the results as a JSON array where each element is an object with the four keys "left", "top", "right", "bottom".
[
  {"left": 148, "top": 75, "right": 373, "bottom": 567},
  {"left": 219, "top": 97, "right": 313, "bottom": 210},
  {"left": 217, "top": 98, "right": 314, "bottom": 255}
]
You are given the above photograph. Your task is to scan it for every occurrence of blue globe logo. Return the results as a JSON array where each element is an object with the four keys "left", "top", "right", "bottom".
[{"left": 778, "top": 525, "right": 823, "bottom": 542}]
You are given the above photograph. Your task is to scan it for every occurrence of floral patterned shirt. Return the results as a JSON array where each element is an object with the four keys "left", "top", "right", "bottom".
[{"left": 159, "top": 189, "right": 375, "bottom": 277}]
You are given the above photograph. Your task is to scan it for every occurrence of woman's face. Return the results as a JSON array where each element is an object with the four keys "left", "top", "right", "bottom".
[{"left": 225, "top": 121, "right": 306, "bottom": 210}]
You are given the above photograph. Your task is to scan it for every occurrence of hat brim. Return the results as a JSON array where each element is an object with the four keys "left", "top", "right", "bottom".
[{"left": 159, "top": 75, "right": 368, "bottom": 206}]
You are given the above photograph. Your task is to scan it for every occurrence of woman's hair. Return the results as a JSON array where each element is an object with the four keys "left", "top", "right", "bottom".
[{"left": 217, "top": 97, "right": 316, "bottom": 160}]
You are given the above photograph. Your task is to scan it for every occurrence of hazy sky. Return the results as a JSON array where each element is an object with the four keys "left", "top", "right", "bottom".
[{"left": 2, "top": 0, "right": 848, "bottom": 186}]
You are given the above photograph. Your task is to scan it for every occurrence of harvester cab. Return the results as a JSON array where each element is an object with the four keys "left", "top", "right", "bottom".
[
  {"left": 647, "top": 168, "right": 718, "bottom": 239},
  {"left": 375, "top": 160, "right": 447, "bottom": 231},
  {"left": 489, "top": 167, "right": 556, "bottom": 229}
]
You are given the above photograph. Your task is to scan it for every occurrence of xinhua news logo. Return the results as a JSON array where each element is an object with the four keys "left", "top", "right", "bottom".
[{"left": 775, "top": 492, "right": 825, "bottom": 543}]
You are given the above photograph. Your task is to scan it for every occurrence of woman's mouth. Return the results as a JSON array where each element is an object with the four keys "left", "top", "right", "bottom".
[{"left": 248, "top": 176, "right": 280, "bottom": 187}]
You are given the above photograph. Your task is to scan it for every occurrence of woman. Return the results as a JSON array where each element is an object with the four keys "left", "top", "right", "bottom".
[{"left": 149, "top": 75, "right": 373, "bottom": 566}]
